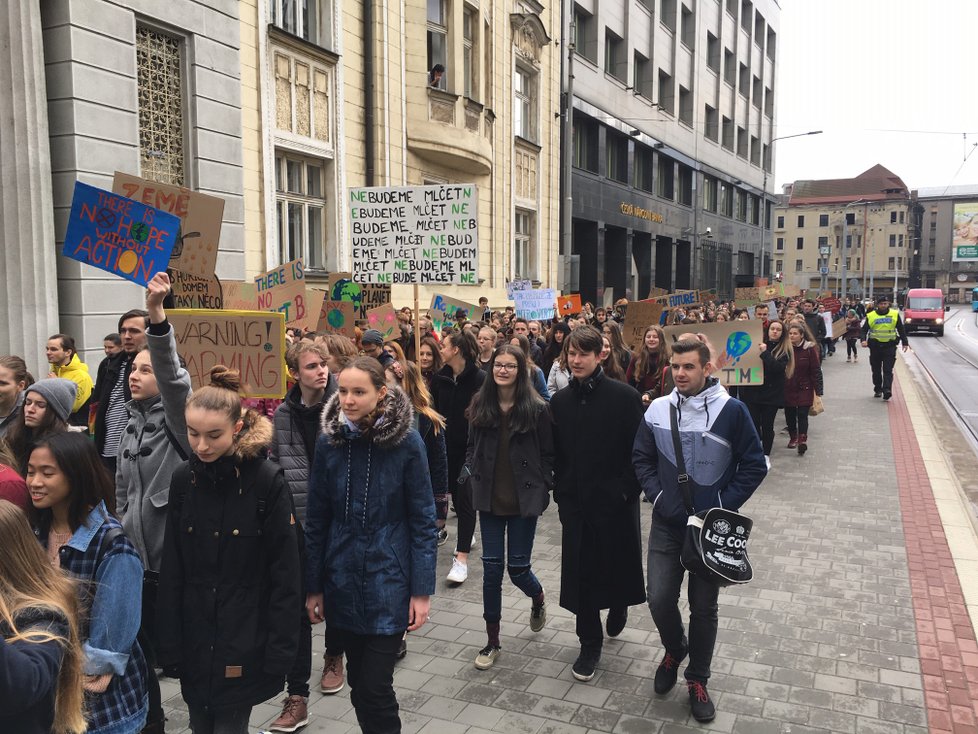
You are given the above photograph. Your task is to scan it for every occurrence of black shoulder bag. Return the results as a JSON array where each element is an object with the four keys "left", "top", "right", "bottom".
[{"left": 669, "top": 403, "right": 754, "bottom": 586}]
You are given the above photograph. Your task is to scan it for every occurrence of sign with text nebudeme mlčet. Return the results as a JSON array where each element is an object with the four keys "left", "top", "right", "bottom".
[
  {"left": 349, "top": 184, "right": 479, "bottom": 285},
  {"left": 63, "top": 181, "right": 179, "bottom": 286}
]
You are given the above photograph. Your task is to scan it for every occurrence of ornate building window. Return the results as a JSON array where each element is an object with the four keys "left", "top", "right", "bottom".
[
  {"left": 275, "top": 153, "right": 326, "bottom": 269},
  {"left": 136, "top": 26, "right": 185, "bottom": 186},
  {"left": 514, "top": 209, "right": 537, "bottom": 280}
]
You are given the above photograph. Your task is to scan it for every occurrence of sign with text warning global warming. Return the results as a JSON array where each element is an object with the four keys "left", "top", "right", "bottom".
[
  {"left": 348, "top": 184, "right": 479, "bottom": 285},
  {"left": 63, "top": 181, "right": 179, "bottom": 286},
  {"left": 167, "top": 310, "right": 287, "bottom": 398}
]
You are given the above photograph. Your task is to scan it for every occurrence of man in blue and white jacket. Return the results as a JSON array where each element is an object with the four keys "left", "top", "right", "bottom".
[{"left": 633, "top": 338, "right": 766, "bottom": 723}]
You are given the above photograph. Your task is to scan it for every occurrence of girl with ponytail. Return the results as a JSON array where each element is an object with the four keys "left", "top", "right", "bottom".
[{"left": 156, "top": 366, "right": 301, "bottom": 734}]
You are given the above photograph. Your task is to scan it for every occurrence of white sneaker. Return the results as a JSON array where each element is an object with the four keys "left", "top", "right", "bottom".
[
  {"left": 765, "top": 455, "right": 771, "bottom": 471},
  {"left": 447, "top": 558, "right": 468, "bottom": 584}
]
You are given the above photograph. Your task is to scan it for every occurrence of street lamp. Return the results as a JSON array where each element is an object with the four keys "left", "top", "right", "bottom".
[{"left": 762, "top": 130, "right": 823, "bottom": 280}]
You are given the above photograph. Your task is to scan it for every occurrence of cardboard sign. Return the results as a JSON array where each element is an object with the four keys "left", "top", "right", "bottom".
[
  {"left": 760, "top": 284, "right": 781, "bottom": 300},
  {"left": 300, "top": 287, "right": 326, "bottom": 334},
  {"left": 622, "top": 300, "right": 665, "bottom": 351},
  {"left": 167, "top": 309, "right": 287, "bottom": 398},
  {"left": 113, "top": 171, "right": 224, "bottom": 278},
  {"left": 782, "top": 284, "right": 802, "bottom": 298},
  {"left": 317, "top": 299, "right": 355, "bottom": 337},
  {"left": 429, "top": 294, "right": 478, "bottom": 333},
  {"left": 254, "top": 259, "right": 310, "bottom": 328},
  {"left": 514, "top": 289, "right": 556, "bottom": 321},
  {"left": 348, "top": 184, "right": 479, "bottom": 284},
  {"left": 735, "top": 287, "right": 759, "bottom": 303},
  {"left": 647, "top": 287, "right": 669, "bottom": 299},
  {"left": 557, "top": 294, "right": 583, "bottom": 315},
  {"left": 662, "top": 320, "right": 764, "bottom": 386},
  {"left": 832, "top": 318, "right": 847, "bottom": 339},
  {"left": 63, "top": 181, "right": 179, "bottom": 286},
  {"left": 221, "top": 281, "right": 258, "bottom": 310},
  {"left": 507, "top": 279, "right": 533, "bottom": 300},
  {"left": 700, "top": 289, "right": 719, "bottom": 302},
  {"left": 169, "top": 269, "right": 223, "bottom": 309},
  {"left": 366, "top": 303, "right": 399, "bottom": 340}
]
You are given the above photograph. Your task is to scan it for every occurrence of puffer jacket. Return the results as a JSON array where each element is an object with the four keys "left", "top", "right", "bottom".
[
  {"left": 156, "top": 412, "right": 300, "bottom": 712},
  {"left": 632, "top": 379, "right": 767, "bottom": 528},
  {"left": 51, "top": 353, "right": 93, "bottom": 414},
  {"left": 305, "top": 387, "right": 437, "bottom": 636},
  {"left": 115, "top": 322, "right": 192, "bottom": 572},
  {"left": 270, "top": 378, "right": 338, "bottom": 525}
]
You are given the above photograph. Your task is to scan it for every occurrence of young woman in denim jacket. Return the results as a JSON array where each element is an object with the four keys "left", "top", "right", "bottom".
[{"left": 28, "top": 432, "right": 148, "bottom": 734}]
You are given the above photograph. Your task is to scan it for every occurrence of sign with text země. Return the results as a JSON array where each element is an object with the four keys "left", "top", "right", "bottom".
[
  {"left": 348, "top": 184, "right": 479, "bottom": 285},
  {"left": 63, "top": 181, "right": 179, "bottom": 286}
]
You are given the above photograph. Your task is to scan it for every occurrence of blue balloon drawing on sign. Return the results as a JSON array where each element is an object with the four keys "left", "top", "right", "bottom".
[{"left": 726, "top": 331, "right": 752, "bottom": 363}]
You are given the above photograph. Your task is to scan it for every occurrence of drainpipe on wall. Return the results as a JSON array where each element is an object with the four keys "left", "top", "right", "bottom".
[{"left": 364, "top": 0, "right": 375, "bottom": 187}]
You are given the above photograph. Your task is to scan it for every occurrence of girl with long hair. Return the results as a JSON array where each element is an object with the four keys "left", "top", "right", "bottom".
[
  {"left": 601, "top": 321, "right": 633, "bottom": 374},
  {"left": 465, "top": 346, "right": 554, "bottom": 670},
  {"left": 0, "top": 355, "right": 34, "bottom": 438},
  {"left": 738, "top": 320, "right": 793, "bottom": 469},
  {"left": 4, "top": 378, "right": 76, "bottom": 475},
  {"left": 599, "top": 335, "right": 627, "bottom": 382},
  {"left": 626, "top": 325, "right": 673, "bottom": 406},
  {"left": 0, "top": 499, "right": 86, "bottom": 734},
  {"left": 539, "top": 321, "right": 570, "bottom": 378},
  {"left": 783, "top": 323, "right": 823, "bottom": 456},
  {"left": 508, "top": 334, "right": 551, "bottom": 402},
  {"left": 28, "top": 432, "right": 149, "bottom": 734},
  {"left": 305, "top": 357, "right": 437, "bottom": 733},
  {"left": 417, "top": 335, "right": 444, "bottom": 389},
  {"left": 157, "top": 367, "right": 300, "bottom": 734}
]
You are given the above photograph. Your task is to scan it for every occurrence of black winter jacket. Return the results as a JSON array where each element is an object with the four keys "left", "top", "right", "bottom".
[
  {"left": 430, "top": 362, "right": 485, "bottom": 484},
  {"left": 0, "top": 608, "right": 69, "bottom": 734},
  {"left": 94, "top": 351, "right": 136, "bottom": 456},
  {"left": 156, "top": 412, "right": 300, "bottom": 712},
  {"left": 737, "top": 341, "right": 789, "bottom": 407},
  {"left": 465, "top": 403, "right": 555, "bottom": 518}
]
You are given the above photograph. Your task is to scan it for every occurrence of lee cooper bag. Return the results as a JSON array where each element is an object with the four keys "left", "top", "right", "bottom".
[{"left": 670, "top": 404, "right": 754, "bottom": 586}]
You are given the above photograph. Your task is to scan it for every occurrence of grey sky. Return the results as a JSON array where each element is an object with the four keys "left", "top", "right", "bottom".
[{"left": 774, "top": 0, "right": 978, "bottom": 192}]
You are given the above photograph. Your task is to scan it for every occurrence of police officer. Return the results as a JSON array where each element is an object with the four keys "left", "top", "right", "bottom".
[{"left": 860, "top": 294, "right": 909, "bottom": 401}]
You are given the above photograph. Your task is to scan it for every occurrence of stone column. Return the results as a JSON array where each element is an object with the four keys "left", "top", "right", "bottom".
[{"left": 0, "top": 0, "right": 60, "bottom": 374}]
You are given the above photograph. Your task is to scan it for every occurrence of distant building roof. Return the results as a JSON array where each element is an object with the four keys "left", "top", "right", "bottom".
[
  {"left": 787, "top": 164, "right": 909, "bottom": 206},
  {"left": 915, "top": 184, "right": 978, "bottom": 200}
]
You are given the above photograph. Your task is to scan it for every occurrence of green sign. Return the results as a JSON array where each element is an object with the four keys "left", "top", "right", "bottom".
[{"left": 954, "top": 244, "right": 978, "bottom": 261}]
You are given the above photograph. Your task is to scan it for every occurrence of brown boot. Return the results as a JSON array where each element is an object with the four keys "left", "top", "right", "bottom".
[
  {"left": 797, "top": 434, "right": 808, "bottom": 455},
  {"left": 787, "top": 433, "right": 798, "bottom": 449}
]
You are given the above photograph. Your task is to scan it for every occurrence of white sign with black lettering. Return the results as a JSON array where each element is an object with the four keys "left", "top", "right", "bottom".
[{"left": 348, "top": 184, "right": 479, "bottom": 285}]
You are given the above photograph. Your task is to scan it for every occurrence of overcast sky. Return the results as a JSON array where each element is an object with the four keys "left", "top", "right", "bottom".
[{"left": 774, "top": 0, "right": 978, "bottom": 192}]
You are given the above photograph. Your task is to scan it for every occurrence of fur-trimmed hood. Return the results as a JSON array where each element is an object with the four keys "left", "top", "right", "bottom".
[
  {"left": 234, "top": 408, "right": 274, "bottom": 460},
  {"left": 319, "top": 386, "right": 414, "bottom": 449}
]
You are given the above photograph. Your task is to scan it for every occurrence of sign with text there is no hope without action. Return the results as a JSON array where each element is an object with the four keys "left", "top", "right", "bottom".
[
  {"left": 349, "top": 184, "right": 479, "bottom": 285},
  {"left": 63, "top": 181, "right": 179, "bottom": 286}
]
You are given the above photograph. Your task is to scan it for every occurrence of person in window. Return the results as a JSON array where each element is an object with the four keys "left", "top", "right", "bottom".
[{"left": 429, "top": 64, "right": 445, "bottom": 88}]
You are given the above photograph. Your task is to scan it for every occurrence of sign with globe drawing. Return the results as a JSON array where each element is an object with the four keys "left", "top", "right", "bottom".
[{"left": 662, "top": 320, "right": 765, "bottom": 386}]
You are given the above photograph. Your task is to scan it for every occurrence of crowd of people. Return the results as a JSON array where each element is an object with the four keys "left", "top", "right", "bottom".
[{"left": 0, "top": 276, "right": 909, "bottom": 733}]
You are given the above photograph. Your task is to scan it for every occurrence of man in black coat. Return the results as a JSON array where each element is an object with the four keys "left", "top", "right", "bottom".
[{"left": 549, "top": 326, "right": 646, "bottom": 682}]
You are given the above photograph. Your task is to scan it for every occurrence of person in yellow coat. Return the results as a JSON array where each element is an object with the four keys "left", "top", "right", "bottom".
[{"left": 46, "top": 334, "right": 93, "bottom": 428}]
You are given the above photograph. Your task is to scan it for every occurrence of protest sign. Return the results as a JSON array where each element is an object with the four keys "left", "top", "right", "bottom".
[
  {"left": 622, "top": 300, "right": 665, "bottom": 351},
  {"left": 819, "top": 296, "right": 842, "bottom": 315},
  {"left": 700, "top": 289, "right": 718, "bottom": 302},
  {"left": 113, "top": 171, "right": 225, "bottom": 278},
  {"left": 760, "top": 284, "right": 781, "bottom": 300},
  {"left": 429, "top": 294, "right": 478, "bottom": 333},
  {"left": 254, "top": 259, "right": 311, "bottom": 329},
  {"left": 366, "top": 303, "right": 399, "bottom": 340},
  {"left": 63, "top": 181, "right": 179, "bottom": 286},
  {"left": 348, "top": 184, "right": 479, "bottom": 284},
  {"left": 782, "top": 284, "right": 802, "bottom": 298},
  {"left": 169, "top": 270, "right": 223, "bottom": 309},
  {"left": 514, "top": 289, "right": 555, "bottom": 321},
  {"left": 650, "top": 290, "right": 700, "bottom": 309},
  {"left": 507, "top": 279, "right": 533, "bottom": 300},
  {"left": 734, "top": 287, "right": 759, "bottom": 303},
  {"left": 300, "top": 287, "right": 326, "bottom": 333},
  {"left": 221, "top": 281, "right": 258, "bottom": 310},
  {"left": 662, "top": 320, "right": 764, "bottom": 386},
  {"left": 168, "top": 309, "right": 287, "bottom": 398},
  {"left": 647, "top": 287, "right": 669, "bottom": 299},
  {"left": 832, "top": 318, "right": 847, "bottom": 339},
  {"left": 317, "top": 299, "right": 355, "bottom": 337},
  {"left": 557, "top": 294, "right": 583, "bottom": 316}
]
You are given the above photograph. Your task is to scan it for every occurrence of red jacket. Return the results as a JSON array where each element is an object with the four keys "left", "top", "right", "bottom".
[{"left": 783, "top": 342, "right": 823, "bottom": 408}]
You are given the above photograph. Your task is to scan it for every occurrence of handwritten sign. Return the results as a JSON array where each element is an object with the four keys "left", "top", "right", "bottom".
[
  {"left": 622, "top": 300, "right": 665, "bottom": 351},
  {"left": 366, "top": 303, "right": 399, "bottom": 340},
  {"left": 735, "top": 287, "right": 760, "bottom": 304},
  {"left": 221, "top": 281, "right": 258, "bottom": 310},
  {"left": 317, "top": 299, "right": 355, "bottom": 337},
  {"left": 507, "top": 279, "right": 533, "bottom": 300},
  {"left": 429, "top": 294, "right": 478, "bottom": 333},
  {"left": 663, "top": 321, "right": 764, "bottom": 386},
  {"left": 168, "top": 309, "right": 287, "bottom": 398},
  {"left": 514, "top": 289, "right": 556, "bottom": 321},
  {"left": 647, "top": 287, "right": 669, "bottom": 299},
  {"left": 557, "top": 294, "right": 583, "bottom": 315},
  {"left": 169, "top": 269, "right": 223, "bottom": 309},
  {"left": 254, "top": 259, "right": 310, "bottom": 328},
  {"left": 113, "top": 172, "right": 224, "bottom": 278},
  {"left": 348, "top": 184, "right": 479, "bottom": 284},
  {"left": 700, "top": 289, "right": 719, "bottom": 302},
  {"left": 651, "top": 290, "right": 700, "bottom": 309},
  {"left": 63, "top": 181, "right": 179, "bottom": 286}
]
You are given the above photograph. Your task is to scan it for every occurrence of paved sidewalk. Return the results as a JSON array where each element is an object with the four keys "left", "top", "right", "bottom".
[{"left": 160, "top": 350, "right": 978, "bottom": 733}]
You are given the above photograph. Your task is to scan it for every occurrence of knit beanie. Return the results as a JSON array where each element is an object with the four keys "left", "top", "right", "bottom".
[{"left": 27, "top": 378, "right": 77, "bottom": 422}]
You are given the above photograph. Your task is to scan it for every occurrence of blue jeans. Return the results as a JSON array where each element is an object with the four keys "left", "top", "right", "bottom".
[
  {"left": 479, "top": 513, "right": 543, "bottom": 624},
  {"left": 647, "top": 520, "right": 720, "bottom": 682}
]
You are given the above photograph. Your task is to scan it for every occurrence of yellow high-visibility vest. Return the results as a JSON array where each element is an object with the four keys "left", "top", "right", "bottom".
[{"left": 866, "top": 309, "right": 899, "bottom": 343}]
